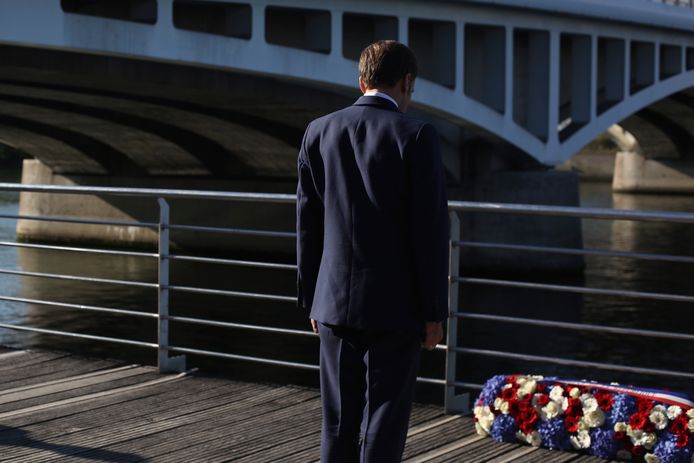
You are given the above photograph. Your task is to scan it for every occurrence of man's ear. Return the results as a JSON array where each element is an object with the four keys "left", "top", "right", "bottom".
[{"left": 359, "top": 78, "right": 368, "bottom": 94}]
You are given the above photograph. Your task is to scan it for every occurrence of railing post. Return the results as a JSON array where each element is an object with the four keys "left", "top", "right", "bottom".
[
  {"left": 158, "top": 198, "right": 186, "bottom": 373},
  {"left": 445, "top": 211, "right": 469, "bottom": 414}
]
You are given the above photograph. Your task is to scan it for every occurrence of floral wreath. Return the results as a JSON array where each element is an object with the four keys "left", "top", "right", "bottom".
[{"left": 474, "top": 375, "right": 694, "bottom": 463}]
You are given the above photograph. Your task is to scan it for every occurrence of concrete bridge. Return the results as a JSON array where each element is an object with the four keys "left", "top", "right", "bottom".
[{"left": 1, "top": 0, "right": 694, "bottom": 246}]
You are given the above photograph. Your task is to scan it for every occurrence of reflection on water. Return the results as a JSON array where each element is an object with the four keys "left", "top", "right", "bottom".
[{"left": 0, "top": 177, "right": 693, "bottom": 397}]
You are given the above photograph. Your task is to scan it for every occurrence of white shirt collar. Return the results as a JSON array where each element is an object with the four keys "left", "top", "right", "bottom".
[{"left": 363, "top": 90, "right": 399, "bottom": 109}]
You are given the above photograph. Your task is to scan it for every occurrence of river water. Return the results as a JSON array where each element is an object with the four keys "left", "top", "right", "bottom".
[{"left": 0, "top": 170, "right": 692, "bottom": 399}]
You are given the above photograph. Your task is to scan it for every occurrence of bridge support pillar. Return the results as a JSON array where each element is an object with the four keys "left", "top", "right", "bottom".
[
  {"left": 613, "top": 151, "right": 694, "bottom": 193},
  {"left": 16, "top": 160, "right": 297, "bottom": 256}
]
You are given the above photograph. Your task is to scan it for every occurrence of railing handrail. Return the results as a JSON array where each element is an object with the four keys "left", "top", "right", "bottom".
[{"left": 3, "top": 183, "right": 694, "bottom": 224}]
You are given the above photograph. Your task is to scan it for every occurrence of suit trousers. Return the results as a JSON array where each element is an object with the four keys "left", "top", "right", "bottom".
[{"left": 318, "top": 323, "right": 421, "bottom": 463}]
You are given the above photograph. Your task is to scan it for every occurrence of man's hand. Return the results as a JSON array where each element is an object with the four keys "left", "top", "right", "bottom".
[
  {"left": 421, "top": 322, "right": 443, "bottom": 351},
  {"left": 310, "top": 319, "right": 319, "bottom": 334}
]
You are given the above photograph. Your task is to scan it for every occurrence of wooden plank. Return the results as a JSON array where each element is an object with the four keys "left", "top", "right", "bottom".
[
  {"left": 0, "top": 350, "right": 28, "bottom": 360},
  {"left": 3, "top": 385, "right": 316, "bottom": 462},
  {"left": 403, "top": 434, "right": 487, "bottom": 462},
  {"left": 0, "top": 376, "right": 257, "bottom": 447},
  {"left": 0, "top": 371, "right": 184, "bottom": 423}
]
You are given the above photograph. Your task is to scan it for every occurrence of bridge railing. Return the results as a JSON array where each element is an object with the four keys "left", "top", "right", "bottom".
[
  {"left": 0, "top": 184, "right": 692, "bottom": 414},
  {"left": 653, "top": 0, "right": 694, "bottom": 7}
]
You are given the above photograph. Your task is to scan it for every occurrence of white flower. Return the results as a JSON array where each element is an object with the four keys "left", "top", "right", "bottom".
[
  {"left": 628, "top": 428, "right": 643, "bottom": 441},
  {"left": 649, "top": 410, "right": 669, "bottom": 431},
  {"left": 517, "top": 380, "right": 537, "bottom": 399},
  {"left": 641, "top": 433, "right": 657, "bottom": 450},
  {"left": 667, "top": 405, "right": 683, "bottom": 420},
  {"left": 516, "top": 376, "right": 528, "bottom": 386},
  {"left": 540, "top": 401, "right": 562, "bottom": 420},
  {"left": 515, "top": 430, "right": 526, "bottom": 442},
  {"left": 582, "top": 396, "right": 599, "bottom": 413},
  {"left": 652, "top": 405, "right": 667, "bottom": 414},
  {"left": 531, "top": 375, "right": 545, "bottom": 381},
  {"left": 644, "top": 453, "right": 660, "bottom": 463},
  {"left": 577, "top": 419, "right": 590, "bottom": 432},
  {"left": 502, "top": 383, "right": 513, "bottom": 390},
  {"left": 474, "top": 405, "right": 495, "bottom": 433},
  {"left": 570, "top": 430, "right": 591, "bottom": 449},
  {"left": 475, "top": 422, "right": 489, "bottom": 436},
  {"left": 617, "top": 449, "right": 633, "bottom": 460},
  {"left": 549, "top": 386, "right": 564, "bottom": 402},
  {"left": 687, "top": 408, "right": 694, "bottom": 418},
  {"left": 688, "top": 418, "right": 694, "bottom": 434},
  {"left": 494, "top": 398, "right": 504, "bottom": 410},
  {"left": 569, "top": 388, "right": 581, "bottom": 399},
  {"left": 583, "top": 409, "right": 606, "bottom": 428},
  {"left": 614, "top": 422, "right": 628, "bottom": 432},
  {"left": 526, "top": 431, "right": 542, "bottom": 447},
  {"left": 562, "top": 397, "right": 569, "bottom": 411},
  {"left": 495, "top": 399, "right": 511, "bottom": 415}
]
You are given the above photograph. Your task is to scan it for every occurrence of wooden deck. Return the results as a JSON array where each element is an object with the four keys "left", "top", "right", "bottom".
[{"left": 0, "top": 347, "right": 618, "bottom": 462}]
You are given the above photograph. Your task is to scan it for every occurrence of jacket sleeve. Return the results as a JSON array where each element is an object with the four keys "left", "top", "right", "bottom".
[
  {"left": 296, "top": 125, "right": 324, "bottom": 312},
  {"left": 409, "top": 123, "right": 450, "bottom": 322}
]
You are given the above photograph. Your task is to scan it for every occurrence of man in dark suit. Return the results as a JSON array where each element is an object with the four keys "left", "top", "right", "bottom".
[{"left": 296, "top": 40, "right": 449, "bottom": 462}]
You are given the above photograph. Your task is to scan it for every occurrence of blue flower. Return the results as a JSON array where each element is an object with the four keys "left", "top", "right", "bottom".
[
  {"left": 590, "top": 428, "right": 621, "bottom": 459},
  {"left": 480, "top": 375, "right": 508, "bottom": 407},
  {"left": 609, "top": 394, "right": 636, "bottom": 425},
  {"left": 653, "top": 434, "right": 693, "bottom": 463},
  {"left": 490, "top": 414, "right": 518, "bottom": 443},
  {"left": 536, "top": 418, "right": 571, "bottom": 450}
]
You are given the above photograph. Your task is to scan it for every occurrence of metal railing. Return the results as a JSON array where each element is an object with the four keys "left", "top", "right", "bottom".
[
  {"left": 653, "top": 0, "right": 694, "bottom": 7},
  {"left": 0, "top": 183, "right": 692, "bottom": 414}
]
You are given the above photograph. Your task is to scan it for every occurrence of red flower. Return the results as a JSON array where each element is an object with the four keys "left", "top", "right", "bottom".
[
  {"left": 507, "top": 398, "right": 519, "bottom": 415},
  {"left": 629, "top": 412, "right": 648, "bottom": 430},
  {"left": 536, "top": 383, "right": 548, "bottom": 394},
  {"left": 614, "top": 431, "right": 626, "bottom": 441},
  {"left": 516, "top": 408, "right": 539, "bottom": 434},
  {"left": 565, "top": 398, "right": 583, "bottom": 417},
  {"left": 671, "top": 415, "right": 689, "bottom": 435},
  {"left": 643, "top": 421, "right": 656, "bottom": 434},
  {"left": 676, "top": 433, "right": 689, "bottom": 448},
  {"left": 501, "top": 388, "right": 516, "bottom": 401},
  {"left": 565, "top": 415, "right": 580, "bottom": 433},
  {"left": 535, "top": 394, "right": 550, "bottom": 407},
  {"left": 507, "top": 375, "right": 519, "bottom": 384},
  {"left": 637, "top": 398, "right": 654, "bottom": 415},
  {"left": 594, "top": 391, "right": 614, "bottom": 411},
  {"left": 631, "top": 445, "right": 646, "bottom": 458},
  {"left": 517, "top": 400, "right": 532, "bottom": 413}
]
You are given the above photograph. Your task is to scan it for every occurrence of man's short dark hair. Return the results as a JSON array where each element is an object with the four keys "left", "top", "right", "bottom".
[{"left": 359, "top": 40, "right": 418, "bottom": 89}]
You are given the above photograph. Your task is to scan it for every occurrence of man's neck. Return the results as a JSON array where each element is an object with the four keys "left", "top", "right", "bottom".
[{"left": 363, "top": 89, "right": 400, "bottom": 110}]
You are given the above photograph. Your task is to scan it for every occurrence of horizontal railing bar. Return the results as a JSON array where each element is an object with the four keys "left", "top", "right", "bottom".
[
  {"left": 167, "top": 224, "right": 295, "bottom": 239},
  {"left": 0, "top": 295, "right": 157, "bottom": 318},
  {"left": 457, "top": 277, "right": 694, "bottom": 303},
  {"left": 0, "top": 268, "right": 158, "bottom": 289},
  {"left": 448, "top": 200, "right": 694, "bottom": 224},
  {"left": 455, "top": 241, "right": 694, "bottom": 264},
  {"left": 167, "top": 346, "right": 319, "bottom": 370},
  {"left": 455, "top": 347, "right": 694, "bottom": 379},
  {"left": 167, "top": 285, "right": 296, "bottom": 303},
  {"left": 168, "top": 345, "right": 445, "bottom": 384},
  {"left": 0, "top": 323, "right": 158, "bottom": 348},
  {"left": 455, "top": 312, "right": 694, "bottom": 341},
  {"left": 451, "top": 381, "right": 484, "bottom": 390},
  {"left": 167, "top": 316, "right": 315, "bottom": 337},
  {"left": 0, "top": 213, "right": 157, "bottom": 228},
  {"left": 0, "top": 183, "right": 297, "bottom": 204},
  {"left": 416, "top": 376, "right": 446, "bottom": 385},
  {"left": 4, "top": 183, "right": 694, "bottom": 225},
  {"left": 0, "top": 241, "right": 158, "bottom": 258},
  {"left": 168, "top": 254, "right": 296, "bottom": 270}
]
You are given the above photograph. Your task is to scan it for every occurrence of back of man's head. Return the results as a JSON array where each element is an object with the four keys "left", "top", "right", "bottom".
[{"left": 359, "top": 40, "right": 418, "bottom": 90}]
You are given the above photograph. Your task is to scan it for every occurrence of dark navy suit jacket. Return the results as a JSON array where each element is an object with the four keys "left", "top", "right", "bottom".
[{"left": 296, "top": 95, "right": 449, "bottom": 333}]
